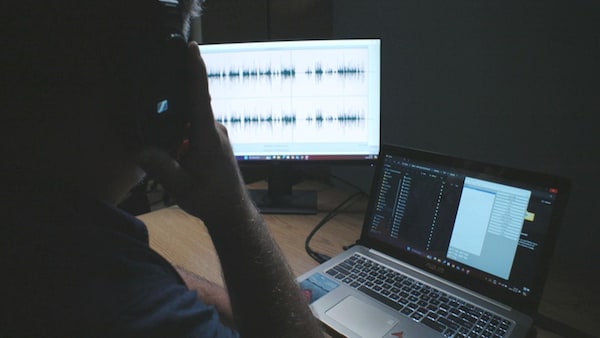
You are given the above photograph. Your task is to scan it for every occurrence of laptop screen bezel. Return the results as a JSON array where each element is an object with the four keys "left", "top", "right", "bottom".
[{"left": 358, "top": 144, "right": 571, "bottom": 315}]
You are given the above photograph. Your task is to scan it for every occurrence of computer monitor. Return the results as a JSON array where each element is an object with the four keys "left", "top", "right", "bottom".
[{"left": 198, "top": 39, "right": 381, "bottom": 213}]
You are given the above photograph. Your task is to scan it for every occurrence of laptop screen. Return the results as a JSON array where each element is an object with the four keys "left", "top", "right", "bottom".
[{"left": 361, "top": 145, "right": 570, "bottom": 313}]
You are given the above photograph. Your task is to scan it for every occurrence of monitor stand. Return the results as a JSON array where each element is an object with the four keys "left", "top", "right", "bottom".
[{"left": 248, "top": 163, "right": 317, "bottom": 214}]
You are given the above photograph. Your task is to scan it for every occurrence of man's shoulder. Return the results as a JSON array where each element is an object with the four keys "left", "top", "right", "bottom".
[
  {"left": 1, "top": 193, "right": 237, "bottom": 337},
  {"left": 1, "top": 191, "right": 181, "bottom": 302}
]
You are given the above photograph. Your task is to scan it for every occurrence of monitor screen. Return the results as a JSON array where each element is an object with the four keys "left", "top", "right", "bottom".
[
  {"left": 198, "top": 39, "right": 381, "bottom": 162},
  {"left": 197, "top": 39, "right": 381, "bottom": 214}
]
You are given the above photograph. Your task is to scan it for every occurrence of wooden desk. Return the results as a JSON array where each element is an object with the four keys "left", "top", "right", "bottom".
[
  {"left": 138, "top": 181, "right": 596, "bottom": 338},
  {"left": 138, "top": 181, "right": 366, "bottom": 287}
]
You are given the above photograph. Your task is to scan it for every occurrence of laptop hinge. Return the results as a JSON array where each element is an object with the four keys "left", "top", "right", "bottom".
[{"left": 368, "top": 249, "right": 512, "bottom": 312}]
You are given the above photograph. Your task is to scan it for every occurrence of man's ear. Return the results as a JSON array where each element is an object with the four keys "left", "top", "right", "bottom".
[{"left": 134, "top": 34, "right": 190, "bottom": 158}]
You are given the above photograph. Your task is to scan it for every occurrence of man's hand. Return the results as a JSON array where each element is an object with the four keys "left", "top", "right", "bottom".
[
  {"left": 136, "top": 42, "right": 323, "bottom": 337},
  {"left": 136, "top": 42, "right": 249, "bottom": 227}
]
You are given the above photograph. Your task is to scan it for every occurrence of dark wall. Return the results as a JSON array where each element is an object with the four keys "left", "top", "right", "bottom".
[
  {"left": 332, "top": 0, "right": 600, "bottom": 267},
  {"left": 198, "top": 0, "right": 600, "bottom": 267},
  {"left": 200, "top": 0, "right": 269, "bottom": 43},
  {"left": 201, "top": 0, "right": 332, "bottom": 42}
]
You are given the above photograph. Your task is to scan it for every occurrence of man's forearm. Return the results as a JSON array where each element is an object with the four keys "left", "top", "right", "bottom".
[
  {"left": 205, "top": 202, "right": 323, "bottom": 338},
  {"left": 137, "top": 43, "right": 323, "bottom": 337}
]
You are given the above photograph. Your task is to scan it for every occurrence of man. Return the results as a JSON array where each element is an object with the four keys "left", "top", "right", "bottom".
[{"left": 1, "top": 1, "right": 323, "bottom": 337}]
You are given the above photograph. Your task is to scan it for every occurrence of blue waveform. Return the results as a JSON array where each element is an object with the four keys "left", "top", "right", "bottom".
[
  {"left": 304, "top": 63, "right": 365, "bottom": 78},
  {"left": 207, "top": 67, "right": 296, "bottom": 79},
  {"left": 207, "top": 63, "right": 364, "bottom": 81},
  {"left": 307, "top": 111, "right": 364, "bottom": 124},
  {"left": 216, "top": 111, "right": 364, "bottom": 125},
  {"left": 217, "top": 114, "right": 297, "bottom": 125}
]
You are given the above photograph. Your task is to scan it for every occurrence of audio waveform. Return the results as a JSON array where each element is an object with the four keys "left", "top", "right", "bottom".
[
  {"left": 307, "top": 111, "right": 364, "bottom": 123},
  {"left": 217, "top": 114, "right": 297, "bottom": 125},
  {"left": 215, "top": 112, "right": 365, "bottom": 126},
  {"left": 207, "top": 64, "right": 365, "bottom": 81},
  {"left": 305, "top": 64, "right": 364, "bottom": 78},
  {"left": 207, "top": 67, "right": 296, "bottom": 79}
]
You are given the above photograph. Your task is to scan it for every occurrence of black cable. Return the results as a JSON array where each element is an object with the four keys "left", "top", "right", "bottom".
[
  {"left": 305, "top": 190, "right": 365, "bottom": 264},
  {"left": 329, "top": 173, "right": 368, "bottom": 194}
]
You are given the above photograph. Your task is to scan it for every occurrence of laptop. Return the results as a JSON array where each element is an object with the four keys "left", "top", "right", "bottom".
[{"left": 297, "top": 144, "right": 570, "bottom": 338}]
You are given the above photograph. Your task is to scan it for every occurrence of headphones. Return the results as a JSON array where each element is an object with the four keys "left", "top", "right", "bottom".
[{"left": 136, "top": 0, "right": 191, "bottom": 158}]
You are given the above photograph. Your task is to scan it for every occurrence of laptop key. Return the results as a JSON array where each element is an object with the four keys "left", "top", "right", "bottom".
[
  {"left": 340, "top": 261, "right": 354, "bottom": 270},
  {"left": 421, "top": 317, "right": 446, "bottom": 333},
  {"left": 400, "top": 307, "right": 413, "bottom": 316},
  {"left": 333, "top": 266, "right": 351, "bottom": 277},
  {"left": 438, "top": 317, "right": 460, "bottom": 331},
  {"left": 357, "top": 285, "right": 403, "bottom": 311},
  {"left": 448, "top": 314, "right": 473, "bottom": 329},
  {"left": 461, "top": 313, "right": 477, "bottom": 324},
  {"left": 444, "top": 328, "right": 457, "bottom": 337},
  {"left": 411, "top": 312, "right": 424, "bottom": 321}
]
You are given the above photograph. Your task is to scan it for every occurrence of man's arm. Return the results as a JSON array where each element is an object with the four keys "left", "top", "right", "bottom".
[
  {"left": 137, "top": 42, "right": 323, "bottom": 337},
  {"left": 204, "top": 199, "right": 323, "bottom": 337},
  {"left": 175, "top": 265, "right": 235, "bottom": 328}
]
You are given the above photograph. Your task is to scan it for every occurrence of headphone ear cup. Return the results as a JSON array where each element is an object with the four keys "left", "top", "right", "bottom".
[{"left": 138, "top": 33, "right": 190, "bottom": 155}]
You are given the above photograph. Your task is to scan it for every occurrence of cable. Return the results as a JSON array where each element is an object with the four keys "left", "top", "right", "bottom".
[
  {"left": 329, "top": 173, "right": 367, "bottom": 194},
  {"left": 305, "top": 190, "right": 365, "bottom": 264}
]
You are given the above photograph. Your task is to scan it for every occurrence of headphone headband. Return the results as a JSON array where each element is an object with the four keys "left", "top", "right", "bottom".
[
  {"left": 156, "top": 0, "right": 184, "bottom": 38},
  {"left": 136, "top": 0, "right": 191, "bottom": 156}
]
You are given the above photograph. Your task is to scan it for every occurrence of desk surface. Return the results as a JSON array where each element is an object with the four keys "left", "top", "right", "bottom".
[
  {"left": 138, "top": 181, "right": 366, "bottom": 286},
  {"left": 138, "top": 181, "right": 597, "bottom": 338}
]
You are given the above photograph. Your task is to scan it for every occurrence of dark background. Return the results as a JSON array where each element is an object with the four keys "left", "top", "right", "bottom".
[
  {"left": 332, "top": 0, "right": 600, "bottom": 275},
  {"left": 195, "top": 1, "right": 599, "bottom": 335},
  {"left": 197, "top": 0, "right": 599, "bottom": 274}
]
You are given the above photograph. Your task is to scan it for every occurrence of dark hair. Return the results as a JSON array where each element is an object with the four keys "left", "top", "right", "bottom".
[
  {"left": 1, "top": 1, "right": 202, "bottom": 160},
  {"left": 0, "top": 0, "right": 200, "bottom": 125}
]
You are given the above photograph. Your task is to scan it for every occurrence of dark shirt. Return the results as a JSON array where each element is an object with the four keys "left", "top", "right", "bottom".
[{"left": 1, "top": 186, "right": 239, "bottom": 338}]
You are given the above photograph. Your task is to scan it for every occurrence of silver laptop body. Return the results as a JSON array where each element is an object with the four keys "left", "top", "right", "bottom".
[{"left": 298, "top": 144, "right": 570, "bottom": 338}]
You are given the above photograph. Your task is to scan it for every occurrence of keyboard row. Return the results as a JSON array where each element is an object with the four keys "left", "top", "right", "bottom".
[{"left": 325, "top": 254, "right": 513, "bottom": 338}]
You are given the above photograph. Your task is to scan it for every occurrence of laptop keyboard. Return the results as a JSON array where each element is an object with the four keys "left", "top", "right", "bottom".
[{"left": 325, "top": 254, "right": 514, "bottom": 338}]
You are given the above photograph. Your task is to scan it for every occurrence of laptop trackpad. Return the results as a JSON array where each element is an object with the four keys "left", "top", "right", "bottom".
[{"left": 326, "top": 296, "right": 398, "bottom": 337}]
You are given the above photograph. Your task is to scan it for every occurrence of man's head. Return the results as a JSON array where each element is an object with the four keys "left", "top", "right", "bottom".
[{"left": 2, "top": 1, "right": 202, "bottom": 203}]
